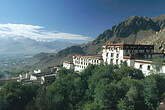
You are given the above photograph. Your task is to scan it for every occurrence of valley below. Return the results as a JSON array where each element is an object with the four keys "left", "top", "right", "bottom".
[{"left": 0, "top": 54, "right": 34, "bottom": 78}]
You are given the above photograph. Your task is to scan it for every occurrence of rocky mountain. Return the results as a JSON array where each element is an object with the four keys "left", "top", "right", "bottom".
[
  {"left": 151, "top": 14, "right": 165, "bottom": 29},
  {"left": 140, "top": 28, "right": 165, "bottom": 52},
  {"left": 26, "top": 14, "right": 165, "bottom": 69},
  {"left": 0, "top": 38, "right": 75, "bottom": 54}
]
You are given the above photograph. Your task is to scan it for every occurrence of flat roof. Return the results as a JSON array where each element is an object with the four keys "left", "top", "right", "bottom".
[
  {"left": 63, "top": 61, "right": 73, "bottom": 64},
  {"left": 135, "top": 59, "right": 165, "bottom": 65},
  {"left": 103, "top": 43, "right": 154, "bottom": 47},
  {"left": 42, "top": 74, "right": 56, "bottom": 78},
  {"left": 144, "top": 52, "right": 165, "bottom": 55},
  {"left": 31, "top": 72, "right": 55, "bottom": 77},
  {"left": 73, "top": 55, "right": 103, "bottom": 60}
]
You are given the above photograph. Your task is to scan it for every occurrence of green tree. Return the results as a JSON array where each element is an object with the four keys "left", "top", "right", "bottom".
[
  {"left": 45, "top": 69, "right": 83, "bottom": 110},
  {"left": 83, "top": 102, "right": 101, "bottom": 110},
  {"left": 152, "top": 58, "right": 164, "bottom": 73},
  {"left": 117, "top": 99, "right": 134, "bottom": 110},
  {"left": 87, "top": 64, "right": 118, "bottom": 98},
  {"left": 143, "top": 74, "right": 165, "bottom": 109},
  {"left": 94, "top": 78, "right": 121, "bottom": 109},
  {"left": 0, "top": 71, "right": 3, "bottom": 78},
  {"left": 25, "top": 87, "right": 47, "bottom": 110},
  {"left": 118, "top": 62, "right": 144, "bottom": 80},
  {"left": 24, "top": 63, "right": 165, "bottom": 110},
  {"left": 0, "top": 82, "right": 40, "bottom": 110},
  {"left": 116, "top": 78, "right": 145, "bottom": 110}
]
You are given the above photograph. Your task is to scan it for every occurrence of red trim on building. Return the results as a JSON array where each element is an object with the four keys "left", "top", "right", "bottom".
[
  {"left": 104, "top": 43, "right": 154, "bottom": 47},
  {"left": 103, "top": 43, "right": 154, "bottom": 50},
  {"left": 73, "top": 55, "right": 103, "bottom": 60}
]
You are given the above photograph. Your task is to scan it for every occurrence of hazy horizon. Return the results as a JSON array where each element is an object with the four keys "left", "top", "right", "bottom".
[{"left": 0, "top": 0, "right": 164, "bottom": 44}]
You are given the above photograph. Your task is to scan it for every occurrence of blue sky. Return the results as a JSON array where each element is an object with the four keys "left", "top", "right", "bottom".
[{"left": 0, "top": 0, "right": 165, "bottom": 43}]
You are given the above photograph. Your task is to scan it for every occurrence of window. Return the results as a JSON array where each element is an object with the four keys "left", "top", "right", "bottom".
[
  {"left": 106, "top": 53, "right": 108, "bottom": 57},
  {"left": 116, "top": 59, "right": 118, "bottom": 64},
  {"left": 116, "top": 47, "right": 119, "bottom": 52},
  {"left": 116, "top": 54, "right": 119, "bottom": 58},
  {"left": 106, "top": 58, "right": 108, "bottom": 62},
  {"left": 111, "top": 59, "right": 113, "bottom": 64},
  {"left": 139, "top": 64, "right": 142, "bottom": 69},
  {"left": 147, "top": 65, "right": 151, "bottom": 70},
  {"left": 111, "top": 53, "right": 114, "bottom": 57},
  {"left": 112, "top": 47, "right": 114, "bottom": 51}
]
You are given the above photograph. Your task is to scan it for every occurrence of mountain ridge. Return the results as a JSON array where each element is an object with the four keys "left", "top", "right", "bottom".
[
  {"left": 0, "top": 38, "right": 75, "bottom": 54},
  {"left": 26, "top": 14, "right": 165, "bottom": 69}
]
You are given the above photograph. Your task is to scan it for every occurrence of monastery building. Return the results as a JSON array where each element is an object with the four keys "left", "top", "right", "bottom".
[{"left": 63, "top": 43, "right": 165, "bottom": 75}]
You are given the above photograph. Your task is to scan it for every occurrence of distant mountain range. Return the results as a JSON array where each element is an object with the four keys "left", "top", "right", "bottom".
[
  {"left": 25, "top": 14, "right": 165, "bottom": 69},
  {"left": 0, "top": 37, "right": 75, "bottom": 54}
]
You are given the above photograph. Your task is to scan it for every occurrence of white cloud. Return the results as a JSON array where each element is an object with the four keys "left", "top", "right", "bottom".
[{"left": 0, "top": 23, "right": 91, "bottom": 42}]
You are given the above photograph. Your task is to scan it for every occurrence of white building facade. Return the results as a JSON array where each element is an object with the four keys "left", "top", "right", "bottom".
[
  {"left": 102, "top": 43, "right": 165, "bottom": 75},
  {"left": 63, "top": 61, "right": 74, "bottom": 69},
  {"left": 102, "top": 43, "right": 154, "bottom": 66},
  {"left": 63, "top": 43, "right": 165, "bottom": 75},
  {"left": 134, "top": 59, "right": 165, "bottom": 75},
  {"left": 73, "top": 55, "right": 103, "bottom": 72}
]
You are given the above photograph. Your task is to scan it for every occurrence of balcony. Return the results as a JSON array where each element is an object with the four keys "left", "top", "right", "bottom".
[{"left": 123, "top": 54, "right": 145, "bottom": 59}]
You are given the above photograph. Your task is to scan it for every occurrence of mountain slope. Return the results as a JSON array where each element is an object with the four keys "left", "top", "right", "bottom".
[
  {"left": 27, "top": 14, "right": 165, "bottom": 69},
  {"left": 140, "top": 29, "right": 165, "bottom": 52},
  {"left": 25, "top": 45, "right": 85, "bottom": 69},
  {"left": 151, "top": 14, "right": 165, "bottom": 29},
  {"left": 82, "top": 16, "right": 161, "bottom": 55}
]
